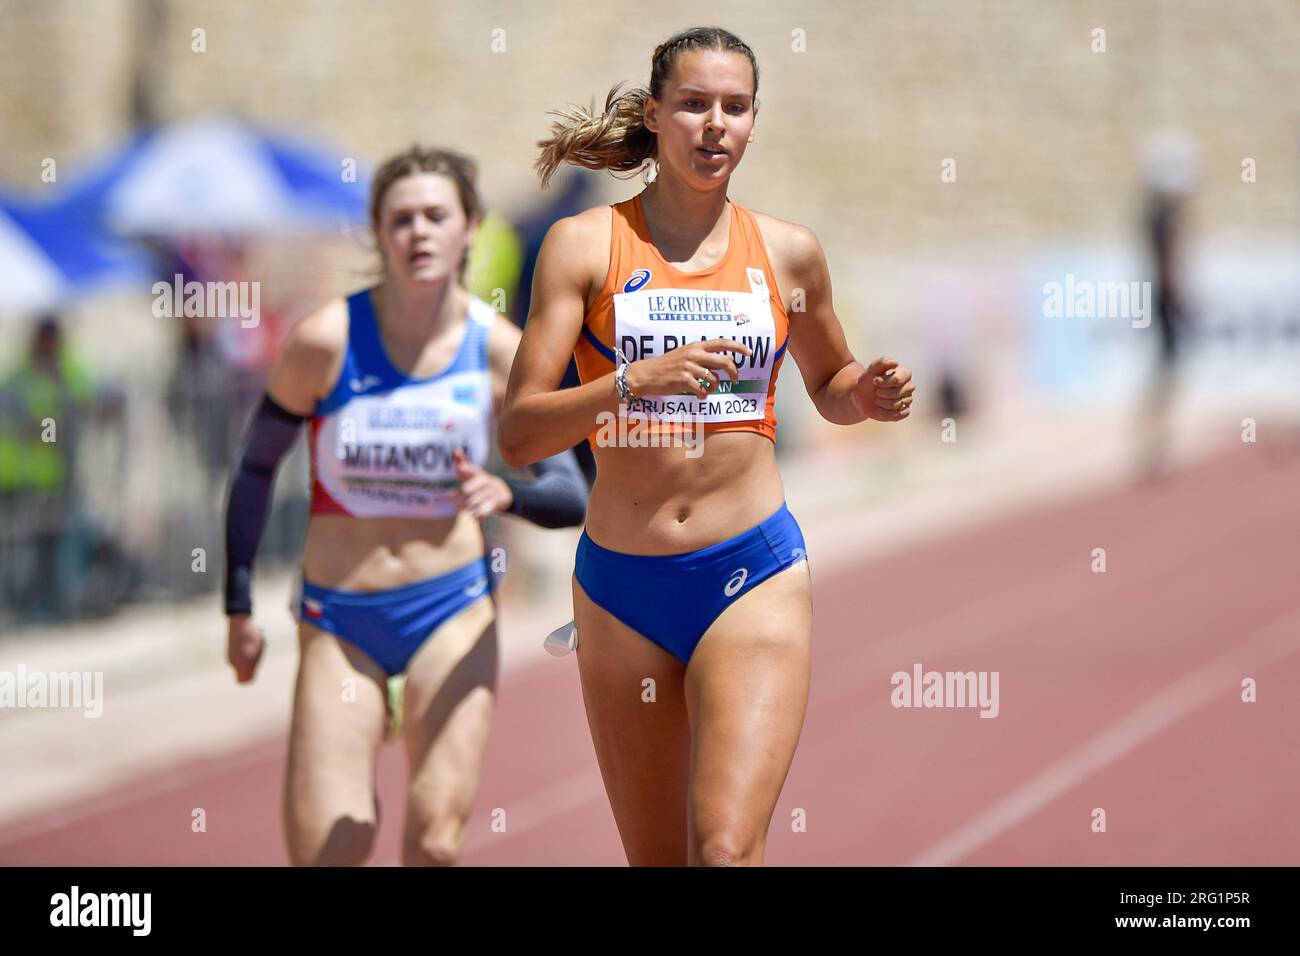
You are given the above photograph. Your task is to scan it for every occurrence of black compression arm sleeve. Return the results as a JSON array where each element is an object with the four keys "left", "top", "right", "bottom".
[
  {"left": 503, "top": 449, "right": 588, "bottom": 530},
  {"left": 223, "top": 394, "right": 306, "bottom": 615}
]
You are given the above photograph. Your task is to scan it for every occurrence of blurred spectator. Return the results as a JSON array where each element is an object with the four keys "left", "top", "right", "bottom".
[
  {"left": 165, "top": 311, "right": 234, "bottom": 505},
  {"left": 466, "top": 211, "right": 524, "bottom": 312},
  {"left": 511, "top": 171, "right": 599, "bottom": 485},
  {"left": 178, "top": 236, "right": 283, "bottom": 448},
  {"left": 0, "top": 316, "right": 99, "bottom": 620},
  {"left": 1137, "top": 128, "right": 1202, "bottom": 479},
  {"left": 153, "top": 240, "right": 239, "bottom": 506},
  {"left": 925, "top": 282, "right": 973, "bottom": 426},
  {"left": 937, "top": 368, "right": 969, "bottom": 421},
  {"left": 511, "top": 172, "right": 595, "bottom": 330},
  {"left": 159, "top": 236, "right": 309, "bottom": 581}
]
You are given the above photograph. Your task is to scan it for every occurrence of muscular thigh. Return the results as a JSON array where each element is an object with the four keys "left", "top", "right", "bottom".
[
  {"left": 285, "top": 622, "right": 388, "bottom": 858},
  {"left": 572, "top": 574, "right": 691, "bottom": 866},
  {"left": 686, "top": 561, "right": 813, "bottom": 857},
  {"left": 401, "top": 594, "right": 499, "bottom": 828}
]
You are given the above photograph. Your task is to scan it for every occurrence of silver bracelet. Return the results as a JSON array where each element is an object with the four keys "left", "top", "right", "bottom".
[{"left": 613, "top": 346, "right": 638, "bottom": 402}]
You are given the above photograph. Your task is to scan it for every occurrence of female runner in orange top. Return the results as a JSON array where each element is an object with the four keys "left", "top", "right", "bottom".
[{"left": 499, "top": 26, "right": 915, "bottom": 866}]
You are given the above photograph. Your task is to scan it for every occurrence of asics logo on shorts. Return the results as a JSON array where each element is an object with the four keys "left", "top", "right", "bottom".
[
  {"left": 724, "top": 567, "right": 749, "bottom": 597},
  {"left": 463, "top": 578, "right": 488, "bottom": 598}
]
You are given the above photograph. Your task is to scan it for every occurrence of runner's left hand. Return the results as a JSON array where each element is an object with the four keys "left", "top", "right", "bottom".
[
  {"left": 452, "top": 448, "right": 514, "bottom": 518},
  {"left": 854, "top": 357, "right": 915, "bottom": 422}
]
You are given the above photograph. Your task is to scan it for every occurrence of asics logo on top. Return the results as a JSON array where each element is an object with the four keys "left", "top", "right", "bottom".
[
  {"left": 724, "top": 567, "right": 749, "bottom": 596},
  {"left": 623, "top": 269, "right": 652, "bottom": 293},
  {"left": 350, "top": 374, "right": 383, "bottom": 392},
  {"left": 463, "top": 578, "right": 488, "bottom": 598}
]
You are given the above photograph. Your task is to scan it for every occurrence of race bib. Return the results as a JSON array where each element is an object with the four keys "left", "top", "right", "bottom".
[
  {"left": 315, "top": 371, "right": 491, "bottom": 517},
  {"left": 611, "top": 285, "right": 777, "bottom": 423}
]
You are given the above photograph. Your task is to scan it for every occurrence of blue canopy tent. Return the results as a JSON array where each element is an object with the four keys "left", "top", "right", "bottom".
[
  {"left": 52, "top": 115, "right": 370, "bottom": 237},
  {"left": 0, "top": 190, "right": 152, "bottom": 314}
]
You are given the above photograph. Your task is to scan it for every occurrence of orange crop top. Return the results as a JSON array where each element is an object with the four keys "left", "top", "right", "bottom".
[{"left": 574, "top": 191, "right": 791, "bottom": 445}]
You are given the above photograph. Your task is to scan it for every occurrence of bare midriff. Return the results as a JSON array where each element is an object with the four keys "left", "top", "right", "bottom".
[
  {"left": 584, "top": 431, "right": 785, "bottom": 555},
  {"left": 300, "top": 512, "right": 486, "bottom": 590}
]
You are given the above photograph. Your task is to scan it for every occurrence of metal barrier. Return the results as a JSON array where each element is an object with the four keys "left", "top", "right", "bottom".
[{"left": 0, "top": 369, "right": 308, "bottom": 630}]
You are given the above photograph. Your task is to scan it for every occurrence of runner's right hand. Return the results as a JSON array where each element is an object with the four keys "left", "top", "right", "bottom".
[
  {"left": 227, "top": 615, "right": 266, "bottom": 684},
  {"left": 625, "top": 338, "right": 753, "bottom": 400}
]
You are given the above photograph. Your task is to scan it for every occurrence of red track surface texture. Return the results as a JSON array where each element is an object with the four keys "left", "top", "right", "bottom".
[{"left": 2, "top": 445, "right": 1297, "bottom": 865}]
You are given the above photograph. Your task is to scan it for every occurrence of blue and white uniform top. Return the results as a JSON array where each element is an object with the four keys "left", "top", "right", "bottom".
[{"left": 309, "top": 289, "right": 495, "bottom": 519}]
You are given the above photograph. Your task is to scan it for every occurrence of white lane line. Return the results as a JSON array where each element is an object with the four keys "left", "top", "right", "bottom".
[
  {"left": 904, "top": 606, "right": 1300, "bottom": 867},
  {"left": 820, "top": 463, "right": 1300, "bottom": 705}
]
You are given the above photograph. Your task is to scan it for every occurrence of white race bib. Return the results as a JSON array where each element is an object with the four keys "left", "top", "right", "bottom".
[
  {"left": 611, "top": 285, "right": 777, "bottom": 423},
  {"left": 313, "top": 370, "right": 491, "bottom": 518}
]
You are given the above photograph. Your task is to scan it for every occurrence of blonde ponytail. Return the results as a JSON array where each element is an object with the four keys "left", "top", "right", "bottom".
[
  {"left": 534, "top": 82, "right": 657, "bottom": 189},
  {"left": 535, "top": 28, "right": 760, "bottom": 190}
]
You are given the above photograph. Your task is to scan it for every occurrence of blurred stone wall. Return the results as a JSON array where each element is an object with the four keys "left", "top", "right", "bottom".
[
  {"left": 3, "top": 0, "right": 1296, "bottom": 246},
  {"left": 2, "top": 0, "right": 1297, "bottom": 377}
]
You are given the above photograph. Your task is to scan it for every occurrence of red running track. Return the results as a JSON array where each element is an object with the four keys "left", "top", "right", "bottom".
[{"left": 2, "top": 442, "right": 1298, "bottom": 865}]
